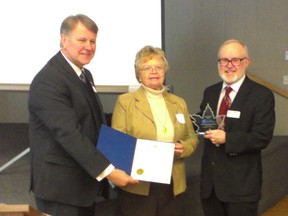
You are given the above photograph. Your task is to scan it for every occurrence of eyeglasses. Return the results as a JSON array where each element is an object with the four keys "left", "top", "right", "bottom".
[
  {"left": 218, "top": 57, "right": 247, "bottom": 67},
  {"left": 140, "top": 65, "right": 164, "bottom": 72}
]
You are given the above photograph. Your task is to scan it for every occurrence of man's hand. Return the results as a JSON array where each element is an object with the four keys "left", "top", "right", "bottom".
[
  {"left": 106, "top": 169, "right": 139, "bottom": 187},
  {"left": 204, "top": 129, "right": 226, "bottom": 145}
]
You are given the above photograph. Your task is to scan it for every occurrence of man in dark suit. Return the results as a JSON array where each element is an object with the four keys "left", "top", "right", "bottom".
[
  {"left": 198, "top": 39, "right": 275, "bottom": 216},
  {"left": 28, "top": 14, "right": 138, "bottom": 216}
]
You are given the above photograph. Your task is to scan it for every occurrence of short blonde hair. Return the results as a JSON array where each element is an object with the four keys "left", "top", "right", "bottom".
[{"left": 134, "top": 45, "right": 169, "bottom": 82}]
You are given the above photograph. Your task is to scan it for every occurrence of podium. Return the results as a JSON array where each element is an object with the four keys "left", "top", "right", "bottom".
[{"left": 0, "top": 205, "right": 47, "bottom": 216}]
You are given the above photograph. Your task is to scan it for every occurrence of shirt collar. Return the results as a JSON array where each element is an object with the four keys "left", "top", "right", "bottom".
[
  {"left": 61, "top": 51, "right": 83, "bottom": 76},
  {"left": 222, "top": 74, "right": 246, "bottom": 93}
]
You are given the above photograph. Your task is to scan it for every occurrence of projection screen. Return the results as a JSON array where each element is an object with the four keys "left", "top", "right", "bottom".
[{"left": 0, "top": 0, "right": 163, "bottom": 91}]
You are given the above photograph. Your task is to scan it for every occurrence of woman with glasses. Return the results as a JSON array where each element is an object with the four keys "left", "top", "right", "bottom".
[{"left": 111, "top": 45, "right": 198, "bottom": 216}]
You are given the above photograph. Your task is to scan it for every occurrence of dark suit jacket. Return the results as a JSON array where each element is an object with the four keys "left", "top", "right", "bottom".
[
  {"left": 28, "top": 51, "right": 110, "bottom": 207},
  {"left": 199, "top": 76, "right": 275, "bottom": 202}
]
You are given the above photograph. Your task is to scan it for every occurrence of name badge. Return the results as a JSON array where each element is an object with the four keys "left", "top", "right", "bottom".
[
  {"left": 227, "top": 110, "right": 241, "bottom": 119},
  {"left": 176, "top": 113, "right": 185, "bottom": 124}
]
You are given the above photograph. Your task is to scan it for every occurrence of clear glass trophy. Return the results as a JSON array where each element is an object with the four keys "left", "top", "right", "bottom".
[{"left": 190, "top": 103, "right": 218, "bottom": 135}]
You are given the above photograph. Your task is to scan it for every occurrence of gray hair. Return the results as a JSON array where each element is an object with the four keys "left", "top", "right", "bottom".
[
  {"left": 60, "top": 14, "right": 98, "bottom": 47},
  {"left": 218, "top": 39, "right": 249, "bottom": 58}
]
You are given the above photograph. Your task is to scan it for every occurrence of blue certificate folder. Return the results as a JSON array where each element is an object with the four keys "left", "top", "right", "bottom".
[{"left": 97, "top": 124, "right": 136, "bottom": 175}]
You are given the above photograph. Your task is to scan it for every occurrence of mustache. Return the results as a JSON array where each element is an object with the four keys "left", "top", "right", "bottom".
[{"left": 225, "top": 69, "right": 235, "bottom": 73}]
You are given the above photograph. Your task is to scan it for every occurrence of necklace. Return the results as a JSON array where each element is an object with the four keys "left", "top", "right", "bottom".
[
  {"left": 153, "top": 108, "right": 168, "bottom": 134},
  {"left": 163, "top": 127, "right": 167, "bottom": 133}
]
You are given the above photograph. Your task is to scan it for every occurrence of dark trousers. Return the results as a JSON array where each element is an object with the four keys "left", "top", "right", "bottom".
[
  {"left": 201, "top": 190, "right": 258, "bottom": 216},
  {"left": 35, "top": 197, "right": 95, "bottom": 216},
  {"left": 117, "top": 182, "right": 177, "bottom": 216}
]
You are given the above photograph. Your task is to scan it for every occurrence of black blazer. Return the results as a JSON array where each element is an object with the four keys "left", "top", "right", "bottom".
[
  {"left": 28, "top": 51, "right": 110, "bottom": 206},
  {"left": 199, "top": 76, "right": 275, "bottom": 202}
]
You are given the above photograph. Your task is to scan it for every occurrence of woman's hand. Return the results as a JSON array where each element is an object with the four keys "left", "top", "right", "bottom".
[{"left": 174, "top": 142, "right": 183, "bottom": 158}]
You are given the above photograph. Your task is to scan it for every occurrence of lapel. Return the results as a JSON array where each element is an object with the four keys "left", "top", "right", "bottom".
[
  {"left": 55, "top": 52, "right": 105, "bottom": 124},
  {"left": 134, "top": 87, "right": 154, "bottom": 123},
  {"left": 133, "top": 87, "right": 178, "bottom": 122},
  {"left": 207, "top": 83, "right": 222, "bottom": 116},
  {"left": 226, "top": 77, "right": 252, "bottom": 130},
  {"left": 55, "top": 52, "right": 88, "bottom": 92},
  {"left": 164, "top": 93, "right": 183, "bottom": 139},
  {"left": 229, "top": 77, "right": 251, "bottom": 111},
  {"left": 83, "top": 68, "right": 106, "bottom": 124},
  {"left": 133, "top": 86, "right": 181, "bottom": 139},
  {"left": 164, "top": 93, "right": 179, "bottom": 126}
]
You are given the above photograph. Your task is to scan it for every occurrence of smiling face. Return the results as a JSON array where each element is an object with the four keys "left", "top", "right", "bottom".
[
  {"left": 138, "top": 57, "right": 166, "bottom": 90},
  {"left": 218, "top": 41, "right": 250, "bottom": 85},
  {"left": 61, "top": 22, "right": 97, "bottom": 68}
]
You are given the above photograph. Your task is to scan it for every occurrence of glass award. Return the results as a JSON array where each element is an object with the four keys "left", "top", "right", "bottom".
[{"left": 190, "top": 103, "right": 218, "bottom": 135}]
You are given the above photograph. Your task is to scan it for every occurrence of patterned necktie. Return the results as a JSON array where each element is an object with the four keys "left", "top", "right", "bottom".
[
  {"left": 80, "top": 70, "right": 106, "bottom": 126},
  {"left": 218, "top": 86, "right": 232, "bottom": 130},
  {"left": 80, "top": 70, "right": 87, "bottom": 84}
]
